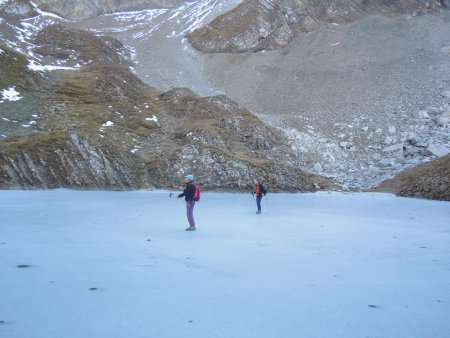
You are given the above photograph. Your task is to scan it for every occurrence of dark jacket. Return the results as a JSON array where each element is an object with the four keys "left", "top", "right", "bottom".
[{"left": 178, "top": 182, "right": 196, "bottom": 201}]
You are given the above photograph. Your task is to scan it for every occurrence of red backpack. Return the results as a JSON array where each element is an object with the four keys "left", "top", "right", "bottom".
[{"left": 193, "top": 184, "right": 201, "bottom": 202}]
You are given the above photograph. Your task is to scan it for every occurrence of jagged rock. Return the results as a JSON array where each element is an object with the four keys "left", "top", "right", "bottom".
[
  {"left": 188, "top": 0, "right": 445, "bottom": 53},
  {"left": 383, "top": 143, "right": 404, "bottom": 153},
  {"left": 339, "top": 141, "right": 352, "bottom": 149},
  {"left": 384, "top": 136, "right": 393, "bottom": 145},
  {"left": 416, "top": 109, "right": 431, "bottom": 119},
  {"left": 314, "top": 162, "right": 323, "bottom": 172},
  {"left": 403, "top": 145, "right": 429, "bottom": 158},
  {"left": 436, "top": 111, "right": 450, "bottom": 127},
  {"left": 427, "top": 144, "right": 450, "bottom": 157}
]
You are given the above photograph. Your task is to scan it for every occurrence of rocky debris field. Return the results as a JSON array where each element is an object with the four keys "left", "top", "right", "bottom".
[{"left": 279, "top": 90, "right": 450, "bottom": 190}]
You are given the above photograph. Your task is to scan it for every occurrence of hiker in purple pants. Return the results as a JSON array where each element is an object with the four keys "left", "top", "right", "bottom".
[{"left": 177, "top": 174, "right": 196, "bottom": 231}]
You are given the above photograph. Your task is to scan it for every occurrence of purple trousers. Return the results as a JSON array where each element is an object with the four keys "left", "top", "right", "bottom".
[{"left": 186, "top": 200, "right": 195, "bottom": 226}]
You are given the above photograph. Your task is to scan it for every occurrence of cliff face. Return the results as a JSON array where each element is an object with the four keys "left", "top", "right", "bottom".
[
  {"left": 0, "top": 132, "right": 141, "bottom": 189},
  {"left": 188, "top": 0, "right": 445, "bottom": 52}
]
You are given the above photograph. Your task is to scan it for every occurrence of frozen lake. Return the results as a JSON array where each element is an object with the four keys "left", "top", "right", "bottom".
[{"left": 1, "top": 190, "right": 449, "bottom": 338}]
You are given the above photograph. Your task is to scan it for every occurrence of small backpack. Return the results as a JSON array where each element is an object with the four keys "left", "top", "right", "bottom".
[
  {"left": 260, "top": 184, "right": 267, "bottom": 195},
  {"left": 193, "top": 184, "right": 201, "bottom": 202}
]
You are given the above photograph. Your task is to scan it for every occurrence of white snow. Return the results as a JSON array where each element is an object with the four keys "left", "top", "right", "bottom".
[
  {"left": 28, "top": 60, "right": 79, "bottom": 72},
  {"left": 29, "top": 1, "right": 67, "bottom": 20},
  {"left": 0, "top": 48, "right": 4, "bottom": 55},
  {"left": 1, "top": 86, "right": 23, "bottom": 102},
  {"left": 0, "top": 190, "right": 449, "bottom": 338},
  {"left": 102, "top": 121, "right": 114, "bottom": 127},
  {"left": 145, "top": 115, "right": 158, "bottom": 123}
]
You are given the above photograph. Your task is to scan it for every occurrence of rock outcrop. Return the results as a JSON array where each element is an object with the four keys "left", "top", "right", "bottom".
[
  {"left": 32, "top": 23, "right": 133, "bottom": 67},
  {"left": 374, "top": 155, "right": 450, "bottom": 201},
  {"left": 188, "top": 0, "right": 445, "bottom": 52}
]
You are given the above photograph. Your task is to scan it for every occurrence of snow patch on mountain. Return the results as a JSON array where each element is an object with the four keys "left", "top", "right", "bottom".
[
  {"left": 28, "top": 59, "right": 79, "bottom": 71},
  {"left": 1, "top": 87, "right": 23, "bottom": 102},
  {"left": 29, "top": 1, "right": 67, "bottom": 20}
]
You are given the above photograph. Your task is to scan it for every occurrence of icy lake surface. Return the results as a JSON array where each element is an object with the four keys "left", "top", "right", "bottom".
[{"left": 1, "top": 190, "right": 449, "bottom": 338}]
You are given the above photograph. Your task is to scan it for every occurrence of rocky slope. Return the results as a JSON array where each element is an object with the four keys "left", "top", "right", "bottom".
[
  {"left": 0, "top": 23, "right": 329, "bottom": 191},
  {"left": 188, "top": 0, "right": 446, "bottom": 53},
  {"left": 33, "top": 0, "right": 184, "bottom": 20},
  {"left": 374, "top": 155, "right": 450, "bottom": 201}
]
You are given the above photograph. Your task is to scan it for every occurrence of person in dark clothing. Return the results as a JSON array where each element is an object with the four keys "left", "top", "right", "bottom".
[
  {"left": 253, "top": 179, "right": 267, "bottom": 214},
  {"left": 177, "top": 174, "right": 196, "bottom": 231}
]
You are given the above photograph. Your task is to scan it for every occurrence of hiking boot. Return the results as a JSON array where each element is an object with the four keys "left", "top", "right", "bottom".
[
  {"left": 256, "top": 210, "right": 261, "bottom": 214},
  {"left": 185, "top": 226, "right": 196, "bottom": 231}
]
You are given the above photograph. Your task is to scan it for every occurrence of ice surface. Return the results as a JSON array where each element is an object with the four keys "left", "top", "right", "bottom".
[{"left": 0, "top": 190, "right": 449, "bottom": 338}]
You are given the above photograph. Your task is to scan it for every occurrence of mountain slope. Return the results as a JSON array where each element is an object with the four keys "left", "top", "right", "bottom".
[
  {"left": 188, "top": 0, "right": 445, "bottom": 52},
  {"left": 0, "top": 23, "right": 329, "bottom": 191}
]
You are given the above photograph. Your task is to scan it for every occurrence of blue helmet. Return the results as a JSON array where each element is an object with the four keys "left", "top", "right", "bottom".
[{"left": 185, "top": 174, "right": 194, "bottom": 181}]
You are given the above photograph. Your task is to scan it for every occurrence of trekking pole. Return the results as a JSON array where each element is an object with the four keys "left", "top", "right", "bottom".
[{"left": 169, "top": 192, "right": 183, "bottom": 202}]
